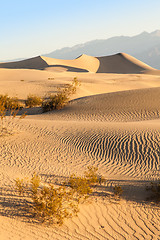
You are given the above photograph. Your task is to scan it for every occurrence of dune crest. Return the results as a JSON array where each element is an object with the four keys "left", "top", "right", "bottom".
[
  {"left": 1, "top": 52, "right": 160, "bottom": 74},
  {"left": 41, "top": 54, "right": 100, "bottom": 73}
]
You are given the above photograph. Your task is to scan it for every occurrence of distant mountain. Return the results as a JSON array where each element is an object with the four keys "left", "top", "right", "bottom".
[{"left": 44, "top": 30, "right": 160, "bottom": 69}]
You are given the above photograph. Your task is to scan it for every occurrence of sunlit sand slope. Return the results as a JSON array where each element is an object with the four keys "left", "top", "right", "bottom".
[
  {"left": 41, "top": 54, "right": 100, "bottom": 73},
  {"left": 43, "top": 87, "right": 160, "bottom": 122}
]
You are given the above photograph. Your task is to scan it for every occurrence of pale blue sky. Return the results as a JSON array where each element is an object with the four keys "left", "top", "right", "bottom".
[{"left": 0, "top": 0, "right": 160, "bottom": 60}]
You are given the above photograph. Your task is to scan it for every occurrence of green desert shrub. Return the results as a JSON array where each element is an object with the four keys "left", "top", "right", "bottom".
[
  {"left": 42, "top": 77, "right": 80, "bottom": 112},
  {"left": 25, "top": 94, "right": 42, "bottom": 108}
]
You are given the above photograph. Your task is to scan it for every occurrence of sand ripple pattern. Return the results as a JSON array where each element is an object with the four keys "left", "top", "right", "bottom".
[
  {"left": 43, "top": 87, "right": 160, "bottom": 122},
  {"left": 57, "top": 122, "right": 160, "bottom": 179}
]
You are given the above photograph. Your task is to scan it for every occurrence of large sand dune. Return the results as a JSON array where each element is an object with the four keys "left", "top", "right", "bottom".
[
  {"left": 97, "top": 52, "right": 156, "bottom": 74},
  {"left": 0, "top": 55, "right": 160, "bottom": 239},
  {"left": 43, "top": 87, "right": 160, "bottom": 122},
  {"left": 1, "top": 52, "right": 160, "bottom": 74}
]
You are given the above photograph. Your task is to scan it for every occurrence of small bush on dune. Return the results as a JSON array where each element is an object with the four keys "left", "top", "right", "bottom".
[
  {"left": 16, "top": 173, "right": 79, "bottom": 225},
  {"left": 113, "top": 185, "right": 123, "bottom": 197},
  {"left": 147, "top": 180, "right": 160, "bottom": 203},
  {"left": 42, "top": 92, "right": 69, "bottom": 112},
  {"left": 68, "top": 174, "right": 92, "bottom": 200},
  {"left": 0, "top": 94, "right": 25, "bottom": 134},
  {"left": 42, "top": 77, "right": 80, "bottom": 112},
  {"left": 0, "top": 94, "right": 22, "bottom": 110},
  {"left": 15, "top": 178, "right": 28, "bottom": 196},
  {"left": 15, "top": 167, "right": 105, "bottom": 225},
  {"left": 67, "top": 166, "right": 105, "bottom": 201},
  {"left": 25, "top": 95, "right": 42, "bottom": 108},
  {"left": 84, "top": 166, "right": 105, "bottom": 185}
]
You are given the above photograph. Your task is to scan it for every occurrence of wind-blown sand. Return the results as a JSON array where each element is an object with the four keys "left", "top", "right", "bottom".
[{"left": 0, "top": 54, "right": 160, "bottom": 239}]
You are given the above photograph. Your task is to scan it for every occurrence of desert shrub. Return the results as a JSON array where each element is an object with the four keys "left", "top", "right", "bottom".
[
  {"left": 0, "top": 94, "right": 22, "bottom": 110},
  {"left": 42, "top": 92, "right": 70, "bottom": 112},
  {"left": 146, "top": 180, "right": 160, "bottom": 203},
  {"left": 113, "top": 185, "right": 123, "bottom": 197},
  {"left": 42, "top": 77, "right": 80, "bottom": 112},
  {"left": 0, "top": 94, "right": 25, "bottom": 135},
  {"left": 84, "top": 166, "right": 106, "bottom": 185},
  {"left": 67, "top": 166, "right": 105, "bottom": 200},
  {"left": 68, "top": 174, "right": 92, "bottom": 200},
  {"left": 15, "top": 167, "right": 105, "bottom": 225},
  {"left": 15, "top": 178, "right": 27, "bottom": 196},
  {"left": 25, "top": 94, "right": 42, "bottom": 108},
  {"left": 16, "top": 173, "right": 79, "bottom": 225}
]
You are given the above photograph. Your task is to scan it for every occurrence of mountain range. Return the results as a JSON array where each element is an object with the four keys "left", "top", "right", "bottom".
[{"left": 44, "top": 30, "right": 160, "bottom": 69}]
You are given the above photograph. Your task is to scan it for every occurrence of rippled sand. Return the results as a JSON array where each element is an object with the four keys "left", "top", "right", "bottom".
[{"left": 0, "top": 64, "right": 160, "bottom": 239}]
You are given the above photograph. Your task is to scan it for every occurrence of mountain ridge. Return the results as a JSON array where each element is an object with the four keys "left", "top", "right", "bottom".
[{"left": 43, "top": 30, "right": 160, "bottom": 69}]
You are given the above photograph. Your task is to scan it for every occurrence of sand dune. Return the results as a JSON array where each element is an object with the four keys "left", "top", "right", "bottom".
[
  {"left": 1, "top": 52, "right": 160, "bottom": 74},
  {"left": 42, "top": 87, "right": 160, "bottom": 122},
  {"left": 97, "top": 53, "right": 156, "bottom": 74},
  {"left": 0, "top": 55, "right": 160, "bottom": 239},
  {"left": 41, "top": 54, "right": 100, "bottom": 73},
  {"left": 0, "top": 56, "right": 48, "bottom": 70}
]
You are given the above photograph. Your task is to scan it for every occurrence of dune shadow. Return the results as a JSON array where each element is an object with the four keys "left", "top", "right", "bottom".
[
  {"left": 45, "top": 65, "right": 88, "bottom": 72},
  {"left": 0, "top": 177, "right": 158, "bottom": 224},
  {"left": 39, "top": 173, "right": 154, "bottom": 204},
  {"left": 0, "top": 186, "right": 34, "bottom": 223},
  {"left": 0, "top": 56, "right": 49, "bottom": 70}
]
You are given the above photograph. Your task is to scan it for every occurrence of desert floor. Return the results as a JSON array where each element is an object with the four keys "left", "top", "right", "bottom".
[{"left": 0, "top": 69, "right": 160, "bottom": 239}]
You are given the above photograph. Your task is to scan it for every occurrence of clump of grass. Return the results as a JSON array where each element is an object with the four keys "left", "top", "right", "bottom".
[
  {"left": 113, "top": 185, "right": 123, "bottom": 197},
  {"left": 25, "top": 94, "right": 42, "bottom": 108},
  {"left": 42, "top": 77, "right": 80, "bottom": 112}
]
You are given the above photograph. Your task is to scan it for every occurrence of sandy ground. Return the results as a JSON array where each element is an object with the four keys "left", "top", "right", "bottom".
[{"left": 0, "top": 54, "right": 160, "bottom": 239}]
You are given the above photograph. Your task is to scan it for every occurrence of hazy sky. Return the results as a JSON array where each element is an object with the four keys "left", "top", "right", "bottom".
[{"left": 1, "top": 0, "right": 160, "bottom": 60}]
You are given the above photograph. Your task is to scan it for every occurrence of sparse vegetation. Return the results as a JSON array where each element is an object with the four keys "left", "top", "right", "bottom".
[
  {"left": 68, "top": 174, "right": 92, "bottom": 200},
  {"left": 42, "top": 77, "right": 80, "bottom": 112},
  {"left": 113, "top": 185, "right": 123, "bottom": 197},
  {"left": 0, "top": 94, "right": 22, "bottom": 110},
  {"left": 84, "top": 166, "right": 105, "bottom": 185},
  {"left": 15, "top": 167, "right": 105, "bottom": 225},
  {"left": 0, "top": 94, "right": 25, "bottom": 134},
  {"left": 15, "top": 178, "right": 28, "bottom": 196},
  {"left": 146, "top": 180, "right": 160, "bottom": 203},
  {"left": 25, "top": 94, "right": 42, "bottom": 108},
  {"left": 16, "top": 173, "right": 79, "bottom": 225}
]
